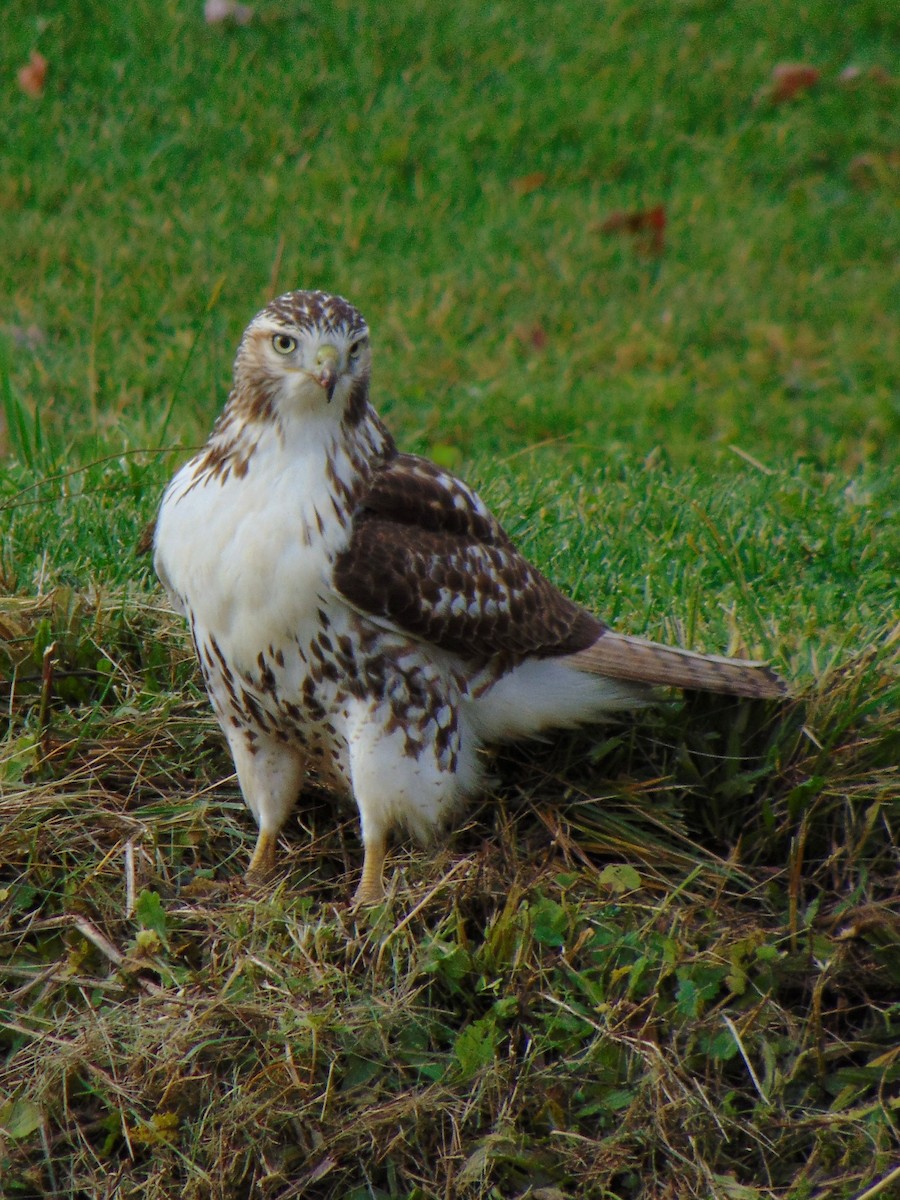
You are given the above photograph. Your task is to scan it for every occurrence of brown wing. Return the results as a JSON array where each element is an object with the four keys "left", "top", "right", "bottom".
[{"left": 332, "top": 454, "right": 603, "bottom": 662}]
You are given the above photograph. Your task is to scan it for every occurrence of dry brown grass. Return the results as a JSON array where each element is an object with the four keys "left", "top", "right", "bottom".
[{"left": 1, "top": 591, "right": 898, "bottom": 1199}]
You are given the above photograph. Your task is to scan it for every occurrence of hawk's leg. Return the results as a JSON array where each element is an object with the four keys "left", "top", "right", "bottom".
[
  {"left": 345, "top": 687, "right": 464, "bottom": 907},
  {"left": 352, "top": 830, "right": 389, "bottom": 907},
  {"left": 226, "top": 731, "right": 306, "bottom": 885},
  {"left": 245, "top": 828, "right": 279, "bottom": 884}
]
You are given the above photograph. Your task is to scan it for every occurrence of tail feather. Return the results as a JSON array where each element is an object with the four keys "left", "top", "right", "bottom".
[{"left": 569, "top": 630, "right": 786, "bottom": 700}]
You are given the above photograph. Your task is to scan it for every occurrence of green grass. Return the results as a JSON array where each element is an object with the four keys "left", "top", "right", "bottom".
[{"left": 1, "top": 1, "right": 898, "bottom": 1197}]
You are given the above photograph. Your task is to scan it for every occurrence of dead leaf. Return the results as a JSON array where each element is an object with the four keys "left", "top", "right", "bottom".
[
  {"left": 514, "top": 323, "right": 547, "bottom": 351},
  {"left": 17, "top": 51, "right": 47, "bottom": 98},
  {"left": 511, "top": 171, "right": 547, "bottom": 196},
  {"left": 597, "top": 204, "right": 666, "bottom": 255},
  {"left": 769, "top": 63, "right": 820, "bottom": 103},
  {"left": 204, "top": 0, "right": 253, "bottom": 24}
]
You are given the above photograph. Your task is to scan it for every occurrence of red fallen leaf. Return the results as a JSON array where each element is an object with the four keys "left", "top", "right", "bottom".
[
  {"left": 770, "top": 62, "right": 820, "bottom": 102},
  {"left": 511, "top": 171, "right": 547, "bottom": 196},
  {"left": 600, "top": 205, "right": 665, "bottom": 235},
  {"left": 17, "top": 51, "right": 47, "bottom": 98},
  {"left": 514, "top": 323, "right": 547, "bottom": 351},
  {"left": 598, "top": 204, "right": 666, "bottom": 255}
]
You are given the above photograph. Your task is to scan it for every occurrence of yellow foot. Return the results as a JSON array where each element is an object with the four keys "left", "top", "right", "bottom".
[
  {"left": 351, "top": 835, "right": 388, "bottom": 907},
  {"left": 245, "top": 829, "right": 278, "bottom": 887}
]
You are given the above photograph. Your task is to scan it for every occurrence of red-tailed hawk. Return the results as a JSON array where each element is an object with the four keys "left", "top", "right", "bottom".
[{"left": 153, "top": 290, "right": 785, "bottom": 905}]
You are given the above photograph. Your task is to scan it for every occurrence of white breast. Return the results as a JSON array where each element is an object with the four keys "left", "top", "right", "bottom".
[{"left": 154, "top": 425, "right": 351, "bottom": 676}]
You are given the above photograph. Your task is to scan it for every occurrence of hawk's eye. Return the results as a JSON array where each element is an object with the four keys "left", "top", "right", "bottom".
[
  {"left": 272, "top": 333, "right": 297, "bottom": 356},
  {"left": 348, "top": 339, "right": 366, "bottom": 363}
]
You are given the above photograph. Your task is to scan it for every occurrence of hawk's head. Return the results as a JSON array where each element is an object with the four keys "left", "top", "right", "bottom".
[{"left": 232, "top": 290, "right": 371, "bottom": 422}]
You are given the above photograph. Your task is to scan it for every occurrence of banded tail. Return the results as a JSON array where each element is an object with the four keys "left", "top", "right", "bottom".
[{"left": 569, "top": 630, "right": 786, "bottom": 700}]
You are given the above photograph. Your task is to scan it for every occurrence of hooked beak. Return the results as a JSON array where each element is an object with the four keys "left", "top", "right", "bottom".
[{"left": 315, "top": 344, "right": 340, "bottom": 402}]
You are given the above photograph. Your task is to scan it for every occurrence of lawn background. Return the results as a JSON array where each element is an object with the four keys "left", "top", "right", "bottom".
[{"left": 1, "top": 2, "right": 898, "bottom": 1198}]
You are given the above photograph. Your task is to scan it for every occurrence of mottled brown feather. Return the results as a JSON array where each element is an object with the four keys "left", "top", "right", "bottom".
[
  {"left": 334, "top": 454, "right": 786, "bottom": 697},
  {"left": 333, "top": 454, "right": 604, "bottom": 662}
]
